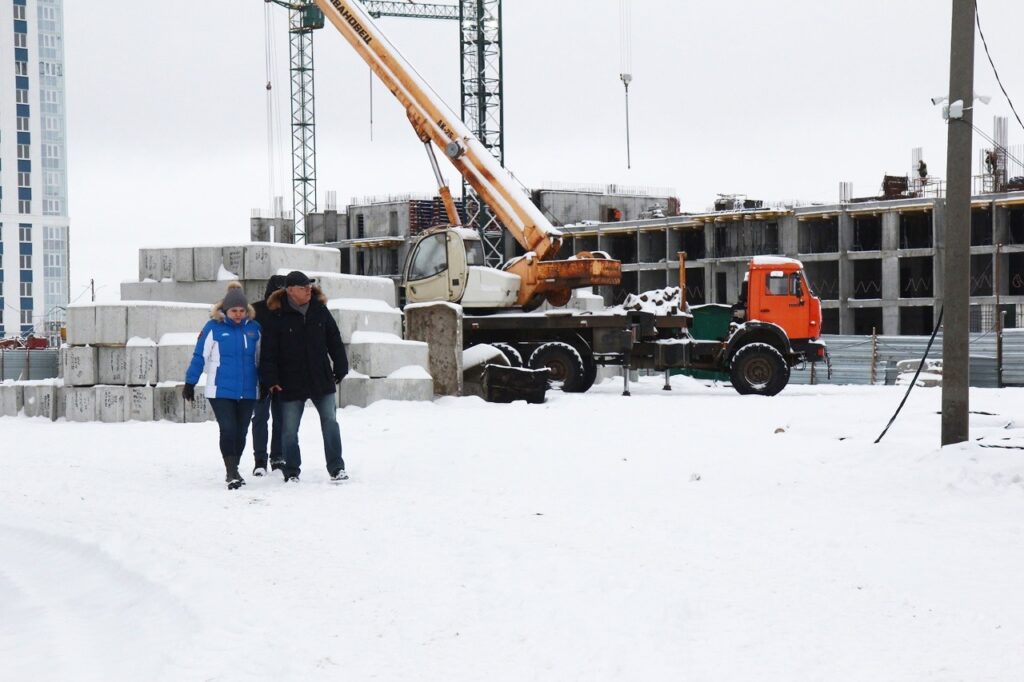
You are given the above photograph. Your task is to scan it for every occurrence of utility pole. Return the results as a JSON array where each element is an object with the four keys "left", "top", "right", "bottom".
[
  {"left": 941, "top": 0, "right": 975, "bottom": 446},
  {"left": 90, "top": 279, "right": 95, "bottom": 303}
]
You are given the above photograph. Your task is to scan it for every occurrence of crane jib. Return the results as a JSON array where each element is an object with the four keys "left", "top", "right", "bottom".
[{"left": 330, "top": 1, "right": 373, "bottom": 45}]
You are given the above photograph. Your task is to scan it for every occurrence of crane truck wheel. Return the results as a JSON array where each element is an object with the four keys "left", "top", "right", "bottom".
[
  {"left": 729, "top": 342, "right": 790, "bottom": 396},
  {"left": 491, "top": 343, "right": 524, "bottom": 368},
  {"left": 528, "top": 342, "right": 588, "bottom": 393}
]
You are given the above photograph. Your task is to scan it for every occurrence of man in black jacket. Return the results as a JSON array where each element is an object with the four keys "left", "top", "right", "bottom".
[
  {"left": 250, "top": 274, "right": 287, "bottom": 476},
  {"left": 260, "top": 270, "right": 349, "bottom": 482}
]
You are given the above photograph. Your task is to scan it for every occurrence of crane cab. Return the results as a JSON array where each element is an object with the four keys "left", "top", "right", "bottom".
[{"left": 402, "top": 227, "right": 519, "bottom": 308}]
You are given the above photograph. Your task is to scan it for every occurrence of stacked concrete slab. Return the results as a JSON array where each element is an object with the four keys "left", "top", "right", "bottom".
[{"left": 335, "top": 331, "right": 432, "bottom": 408}]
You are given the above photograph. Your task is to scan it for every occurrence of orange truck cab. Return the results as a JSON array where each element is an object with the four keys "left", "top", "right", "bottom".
[{"left": 734, "top": 256, "right": 827, "bottom": 363}]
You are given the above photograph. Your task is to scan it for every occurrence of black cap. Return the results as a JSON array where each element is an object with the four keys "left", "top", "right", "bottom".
[
  {"left": 264, "top": 274, "right": 287, "bottom": 299},
  {"left": 285, "top": 271, "right": 315, "bottom": 287}
]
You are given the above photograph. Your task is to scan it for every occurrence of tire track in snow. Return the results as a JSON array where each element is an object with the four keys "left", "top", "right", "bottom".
[{"left": 0, "top": 524, "right": 197, "bottom": 681}]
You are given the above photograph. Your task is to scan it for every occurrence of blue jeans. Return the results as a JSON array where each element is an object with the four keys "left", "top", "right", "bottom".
[
  {"left": 209, "top": 398, "right": 257, "bottom": 460},
  {"left": 279, "top": 392, "right": 344, "bottom": 478},
  {"left": 251, "top": 393, "right": 282, "bottom": 463}
]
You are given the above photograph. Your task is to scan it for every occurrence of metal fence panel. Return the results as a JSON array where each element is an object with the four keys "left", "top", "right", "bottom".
[{"left": 0, "top": 350, "right": 60, "bottom": 381}]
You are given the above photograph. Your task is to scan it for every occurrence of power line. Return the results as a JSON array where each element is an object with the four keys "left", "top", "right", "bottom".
[{"left": 974, "top": 0, "right": 1024, "bottom": 133}]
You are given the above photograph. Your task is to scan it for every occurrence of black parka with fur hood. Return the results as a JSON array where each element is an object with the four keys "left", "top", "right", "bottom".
[{"left": 258, "top": 285, "right": 348, "bottom": 402}]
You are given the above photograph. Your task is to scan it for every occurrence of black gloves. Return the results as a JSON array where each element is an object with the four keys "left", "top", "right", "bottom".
[
  {"left": 182, "top": 383, "right": 195, "bottom": 402},
  {"left": 334, "top": 372, "right": 345, "bottom": 385}
]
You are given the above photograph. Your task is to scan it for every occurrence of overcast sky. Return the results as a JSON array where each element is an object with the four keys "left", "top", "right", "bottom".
[{"left": 62, "top": 0, "right": 1024, "bottom": 302}]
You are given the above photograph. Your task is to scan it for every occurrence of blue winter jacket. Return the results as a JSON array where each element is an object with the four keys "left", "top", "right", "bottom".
[{"left": 185, "top": 314, "right": 262, "bottom": 400}]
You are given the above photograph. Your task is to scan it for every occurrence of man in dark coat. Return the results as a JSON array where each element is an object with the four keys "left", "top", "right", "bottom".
[
  {"left": 260, "top": 270, "right": 349, "bottom": 482},
  {"left": 250, "top": 274, "right": 287, "bottom": 476}
]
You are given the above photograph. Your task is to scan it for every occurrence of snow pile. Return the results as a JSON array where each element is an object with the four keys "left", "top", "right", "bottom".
[{"left": 616, "top": 286, "right": 685, "bottom": 315}]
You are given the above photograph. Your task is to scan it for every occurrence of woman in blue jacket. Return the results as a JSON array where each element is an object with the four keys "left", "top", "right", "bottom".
[{"left": 183, "top": 282, "right": 261, "bottom": 490}]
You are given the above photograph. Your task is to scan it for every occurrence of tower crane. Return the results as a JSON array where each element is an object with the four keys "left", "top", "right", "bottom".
[{"left": 263, "top": 0, "right": 505, "bottom": 266}]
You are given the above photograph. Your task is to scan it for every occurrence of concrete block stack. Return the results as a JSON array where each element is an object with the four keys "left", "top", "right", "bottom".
[{"left": 338, "top": 331, "right": 433, "bottom": 408}]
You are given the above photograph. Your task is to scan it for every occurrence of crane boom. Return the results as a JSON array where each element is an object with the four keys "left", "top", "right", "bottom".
[{"left": 314, "top": 0, "right": 620, "bottom": 308}]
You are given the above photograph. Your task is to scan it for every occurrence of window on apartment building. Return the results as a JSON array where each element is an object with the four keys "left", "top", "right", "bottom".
[
  {"left": 21, "top": 310, "right": 33, "bottom": 326},
  {"left": 15, "top": 61, "right": 27, "bottom": 76},
  {"left": 17, "top": 172, "right": 30, "bottom": 187},
  {"left": 13, "top": 4, "right": 25, "bottom": 19},
  {"left": 17, "top": 144, "right": 29, "bottom": 159},
  {"left": 18, "top": 200, "right": 31, "bottom": 215},
  {"left": 20, "top": 282, "right": 32, "bottom": 298},
  {"left": 14, "top": 33, "right": 26, "bottom": 48},
  {"left": 16, "top": 116, "right": 29, "bottom": 131},
  {"left": 19, "top": 225, "right": 31, "bottom": 242},
  {"left": 43, "top": 199, "right": 60, "bottom": 215},
  {"left": 16, "top": 89, "right": 28, "bottom": 104}
]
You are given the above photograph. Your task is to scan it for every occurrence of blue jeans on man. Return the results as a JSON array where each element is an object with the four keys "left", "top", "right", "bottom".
[
  {"left": 279, "top": 392, "right": 344, "bottom": 479},
  {"left": 251, "top": 393, "right": 282, "bottom": 467}
]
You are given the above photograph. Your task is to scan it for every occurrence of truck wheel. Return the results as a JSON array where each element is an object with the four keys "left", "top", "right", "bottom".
[
  {"left": 491, "top": 343, "right": 523, "bottom": 368},
  {"left": 729, "top": 342, "right": 790, "bottom": 396},
  {"left": 528, "top": 342, "right": 587, "bottom": 392}
]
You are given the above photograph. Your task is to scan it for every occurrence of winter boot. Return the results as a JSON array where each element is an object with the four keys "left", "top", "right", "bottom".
[
  {"left": 224, "top": 455, "right": 246, "bottom": 490},
  {"left": 253, "top": 457, "right": 268, "bottom": 477}
]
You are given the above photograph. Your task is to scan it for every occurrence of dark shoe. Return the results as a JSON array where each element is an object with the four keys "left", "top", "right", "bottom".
[
  {"left": 224, "top": 455, "right": 245, "bottom": 489},
  {"left": 284, "top": 475, "right": 300, "bottom": 483},
  {"left": 253, "top": 457, "right": 268, "bottom": 477},
  {"left": 270, "top": 459, "right": 286, "bottom": 472},
  {"left": 227, "top": 476, "right": 246, "bottom": 490},
  {"left": 329, "top": 469, "right": 349, "bottom": 482}
]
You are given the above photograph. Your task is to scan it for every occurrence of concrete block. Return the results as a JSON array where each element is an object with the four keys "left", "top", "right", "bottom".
[
  {"left": 139, "top": 249, "right": 161, "bottom": 281},
  {"left": 185, "top": 389, "right": 216, "bottom": 423},
  {"left": 282, "top": 270, "right": 395, "bottom": 306},
  {"left": 128, "top": 386, "right": 154, "bottom": 422},
  {"left": 251, "top": 220, "right": 271, "bottom": 242},
  {"left": 66, "top": 305, "right": 96, "bottom": 346},
  {"left": 222, "top": 246, "right": 245, "bottom": 279},
  {"left": 120, "top": 281, "right": 156, "bottom": 302},
  {"left": 246, "top": 243, "right": 340, "bottom": 279},
  {"left": 62, "top": 346, "right": 98, "bottom": 387},
  {"left": 276, "top": 222, "right": 295, "bottom": 244},
  {"left": 405, "top": 302, "right": 463, "bottom": 397},
  {"left": 338, "top": 369, "right": 433, "bottom": 408},
  {"left": 24, "top": 382, "right": 61, "bottom": 419},
  {"left": 159, "top": 249, "right": 176, "bottom": 280},
  {"left": 173, "top": 247, "right": 195, "bottom": 281},
  {"left": 95, "top": 305, "right": 128, "bottom": 345},
  {"left": 154, "top": 385, "right": 185, "bottom": 422},
  {"left": 348, "top": 331, "right": 429, "bottom": 378},
  {"left": 63, "top": 386, "right": 96, "bottom": 422},
  {"left": 126, "top": 342, "right": 158, "bottom": 386},
  {"left": 97, "top": 347, "right": 127, "bottom": 385},
  {"left": 192, "top": 246, "right": 221, "bottom": 281},
  {"left": 328, "top": 299, "right": 403, "bottom": 344},
  {"left": 126, "top": 303, "right": 209, "bottom": 342},
  {"left": 158, "top": 334, "right": 198, "bottom": 383},
  {"left": 96, "top": 385, "right": 129, "bottom": 423},
  {"left": 122, "top": 280, "right": 245, "bottom": 305},
  {"left": 0, "top": 384, "right": 23, "bottom": 416}
]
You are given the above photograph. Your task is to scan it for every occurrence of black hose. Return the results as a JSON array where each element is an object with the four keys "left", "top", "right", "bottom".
[{"left": 874, "top": 306, "right": 944, "bottom": 444}]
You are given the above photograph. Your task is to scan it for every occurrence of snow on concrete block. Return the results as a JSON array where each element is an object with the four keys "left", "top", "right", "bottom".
[
  {"left": 376, "top": 367, "right": 434, "bottom": 403},
  {"left": 66, "top": 305, "right": 96, "bottom": 346},
  {"left": 96, "top": 385, "right": 129, "bottom": 423},
  {"left": 222, "top": 246, "right": 245, "bottom": 279},
  {"left": 97, "top": 347, "right": 127, "bottom": 385},
  {"left": 173, "top": 247, "right": 195, "bottom": 281},
  {"left": 126, "top": 339, "right": 158, "bottom": 386},
  {"left": 192, "top": 246, "right": 221, "bottom": 281},
  {"left": 95, "top": 305, "right": 129, "bottom": 345},
  {"left": 64, "top": 386, "right": 96, "bottom": 422},
  {"left": 154, "top": 385, "right": 185, "bottom": 423},
  {"left": 62, "top": 346, "right": 98, "bottom": 386},
  {"left": 245, "top": 243, "right": 341, "bottom": 279},
  {"left": 158, "top": 333, "right": 197, "bottom": 383},
  {"left": 0, "top": 383, "right": 23, "bottom": 416},
  {"left": 128, "top": 386, "right": 154, "bottom": 422},
  {"left": 283, "top": 270, "right": 395, "bottom": 306},
  {"left": 328, "top": 299, "right": 403, "bottom": 344},
  {"left": 24, "top": 382, "right": 60, "bottom": 419},
  {"left": 139, "top": 249, "right": 161, "bottom": 281},
  {"left": 347, "top": 331, "right": 428, "bottom": 378}
]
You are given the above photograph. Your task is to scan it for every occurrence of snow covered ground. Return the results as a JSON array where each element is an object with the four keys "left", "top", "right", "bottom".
[{"left": 2, "top": 376, "right": 1023, "bottom": 681}]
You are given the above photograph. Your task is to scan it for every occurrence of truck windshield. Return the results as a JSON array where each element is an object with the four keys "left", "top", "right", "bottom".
[
  {"left": 465, "top": 239, "right": 485, "bottom": 266},
  {"left": 408, "top": 233, "right": 448, "bottom": 281}
]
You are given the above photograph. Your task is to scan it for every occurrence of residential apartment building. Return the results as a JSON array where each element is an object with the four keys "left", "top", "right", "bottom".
[{"left": 0, "top": 0, "right": 69, "bottom": 342}]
